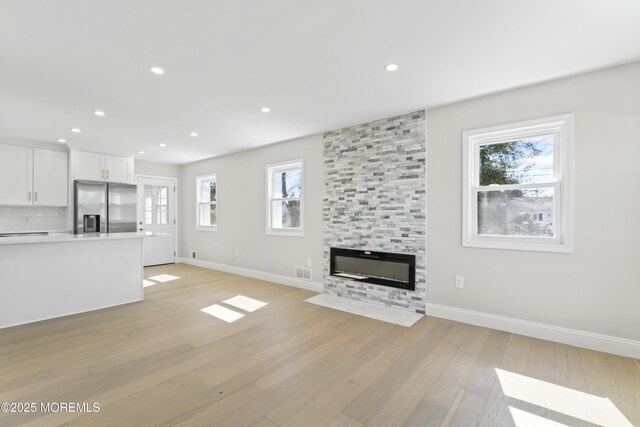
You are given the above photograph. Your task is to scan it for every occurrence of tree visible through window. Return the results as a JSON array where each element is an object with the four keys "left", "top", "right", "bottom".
[
  {"left": 463, "top": 114, "right": 573, "bottom": 252},
  {"left": 267, "top": 161, "right": 303, "bottom": 235},
  {"left": 477, "top": 136, "right": 553, "bottom": 237}
]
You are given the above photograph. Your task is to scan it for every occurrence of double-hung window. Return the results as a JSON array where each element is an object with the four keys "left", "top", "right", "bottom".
[
  {"left": 462, "top": 114, "right": 573, "bottom": 252},
  {"left": 266, "top": 160, "right": 303, "bottom": 236},
  {"left": 196, "top": 174, "right": 217, "bottom": 231}
]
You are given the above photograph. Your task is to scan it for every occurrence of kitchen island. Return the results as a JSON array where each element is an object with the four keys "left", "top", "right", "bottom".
[{"left": 0, "top": 232, "right": 143, "bottom": 329}]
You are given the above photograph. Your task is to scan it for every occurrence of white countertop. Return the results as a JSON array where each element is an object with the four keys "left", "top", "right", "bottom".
[{"left": 0, "top": 231, "right": 147, "bottom": 245}]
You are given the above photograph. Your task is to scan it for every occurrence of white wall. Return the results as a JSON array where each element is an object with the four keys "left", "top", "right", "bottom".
[
  {"left": 180, "top": 135, "right": 323, "bottom": 283},
  {"left": 427, "top": 61, "right": 640, "bottom": 341},
  {"left": 135, "top": 160, "right": 181, "bottom": 178}
]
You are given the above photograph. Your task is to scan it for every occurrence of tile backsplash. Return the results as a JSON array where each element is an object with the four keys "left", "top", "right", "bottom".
[{"left": 0, "top": 206, "right": 68, "bottom": 232}]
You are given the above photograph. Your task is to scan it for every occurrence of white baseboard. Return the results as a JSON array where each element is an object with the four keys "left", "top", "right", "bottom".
[
  {"left": 177, "top": 257, "right": 324, "bottom": 293},
  {"left": 426, "top": 303, "right": 640, "bottom": 359}
]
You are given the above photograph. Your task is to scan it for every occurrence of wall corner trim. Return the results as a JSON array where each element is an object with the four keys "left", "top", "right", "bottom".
[
  {"left": 177, "top": 258, "right": 324, "bottom": 293},
  {"left": 426, "top": 303, "right": 640, "bottom": 359}
]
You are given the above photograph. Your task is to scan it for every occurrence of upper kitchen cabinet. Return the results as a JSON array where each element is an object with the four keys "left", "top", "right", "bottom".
[
  {"left": 33, "top": 149, "right": 68, "bottom": 206},
  {"left": 0, "top": 144, "right": 68, "bottom": 207},
  {"left": 71, "top": 150, "right": 134, "bottom": 184},
  {"left": 104, "top": 155, "right": 134, "bottom": 183},
  {"left": 0, "top": 144, "right": 32, "bottom": 205}
]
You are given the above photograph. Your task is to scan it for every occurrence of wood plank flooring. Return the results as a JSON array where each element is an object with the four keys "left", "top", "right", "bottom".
[{"left": 1, "top": 263, "right": 639, "bottom": 426}]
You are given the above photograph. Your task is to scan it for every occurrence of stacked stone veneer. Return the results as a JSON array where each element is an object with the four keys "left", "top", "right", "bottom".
[{"left": 323, "top": 110, "right": 426, "bottom": 314}]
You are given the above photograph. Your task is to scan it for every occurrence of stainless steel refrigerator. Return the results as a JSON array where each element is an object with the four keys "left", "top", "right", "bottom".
[{"left": 74, "top": 180, "right": 137, "bottom": 234}]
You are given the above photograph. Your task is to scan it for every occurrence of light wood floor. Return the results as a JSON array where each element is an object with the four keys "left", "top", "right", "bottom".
[{"left": 1, "top": 264, "right": 639, "bottom": 427}]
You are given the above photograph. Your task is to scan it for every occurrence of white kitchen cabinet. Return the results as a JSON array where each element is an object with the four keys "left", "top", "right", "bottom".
[
  {"left": 71, "top": 150, "right": 134, "bottom": 184},
  {"left": 0, "top": 144, "right": 68, "bottom": 207},
  {"left": 104, "top": 154, "right": 134, "bottom": 183},
  {"left": 33, "top": 149, "right": 68, "bottom": 206},
  {"left": 72, "top": 150, "right": 104, "bottom": 181},
  {"left": 0, "top": 144, "right": 32, "bottom": 205},
  {"left": 0, "top": 234, "right": 143, "bottom": 329}
]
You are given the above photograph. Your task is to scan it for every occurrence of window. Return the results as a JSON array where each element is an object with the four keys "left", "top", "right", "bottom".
[
  {"left": 462, "top": 114, "right": 573, "bottom": 252},
  {"left": 266, "top": 160, "right": 303, "bottom": 236},
  {"left": 196, "top": 174, "right": 217, "bottom": 231},
  {"left": 144, "top": 184, "right": 169, "bottom": 225}
]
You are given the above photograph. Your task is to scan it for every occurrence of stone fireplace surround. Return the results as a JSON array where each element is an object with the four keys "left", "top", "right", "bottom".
[{"left": 318, "top": 110, "right": 426, "bottom": 320}]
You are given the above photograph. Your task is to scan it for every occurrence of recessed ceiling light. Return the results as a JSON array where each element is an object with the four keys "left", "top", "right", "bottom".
[
  {"left": 261, "top": 106, "right": 271, "bottom": 113},
  {"left": 190, "top": 132, "right": 198, "bottom": 137},
  {"left": 94, "top": 110, "right": 105, "bottom": 116},
  {"left": 384, "top": 63, "right": 399, "bottom": 72},
  {"left": 138, "top": 150, "right": 145, "bottom": 154},
  {"left": 57, "top": 138, "right": 66, "bottom": 143},
  {"left": 149, "top": 66, "right": 165, "bottom": 75},
  {"left": 70, "top": 127, "right": 81, "bottom": 133},
  {"left": 159, "top": 143, "right": 167, "bottom": 147}
]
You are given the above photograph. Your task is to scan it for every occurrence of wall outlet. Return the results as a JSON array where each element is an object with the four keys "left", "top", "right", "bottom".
[
  {"left": 455, "top": 276, "right": 464, "bottom": 289},
  {"left": 306, "top": 257, "right": 312, "bottom": 267},
  {"left": 191, "top": 251, "right": 196, "bottom": 259},
  {"left": 235, "top": 249, "right": 240, "bottom": 257}
]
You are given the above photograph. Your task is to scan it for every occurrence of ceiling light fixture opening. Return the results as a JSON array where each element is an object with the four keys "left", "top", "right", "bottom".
[
  {"left": 94, "top": 110, "right": 105, "bottom": 116},
  {"left": 70, "top": 128, "right": 81, "bottom": 133},
  {"left": 149, "top": 66, "right": 165, "bottom": 75},
  {"left": 190, "top": 132, "right": 198, "bottom": 137},
  {"left": 57, "top": 138, "right": 66, "bottom": 143},
  {"left": 384, "top": 63, "right": 399, "bottom": 72},
  {"left": 137, "top": 150, "right": 145, "bottom": 154},
  {"left": 261, "top": 106, "right": 271, "bottom": 113},
  {"left": 159, "top": 143, "right": 167, "bottom": 147}
]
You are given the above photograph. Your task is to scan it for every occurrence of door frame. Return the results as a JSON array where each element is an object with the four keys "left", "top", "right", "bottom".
[{"left": 135, "top": 174, "right": 179, "bottom": 265}]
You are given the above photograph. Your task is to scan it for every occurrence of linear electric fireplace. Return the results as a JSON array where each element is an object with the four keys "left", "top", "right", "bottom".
[{"left": 330, "top": 247, "right": 415, "bottom": 291}]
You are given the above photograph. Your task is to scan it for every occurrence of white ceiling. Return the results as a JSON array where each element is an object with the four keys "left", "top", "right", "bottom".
[{"left": 1, "top": 0, "right": 639, "bottom": 164}]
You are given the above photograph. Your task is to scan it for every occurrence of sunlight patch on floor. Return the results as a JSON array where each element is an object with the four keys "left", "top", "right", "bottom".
[
  {"left": 143, "top": 279, "right": 156, "bottom": 287},
  {"left": 148, "top": 274, "right": 181, "bottom": 283},
  {"left": 509, "top": 406, "right": 569, "bottom": 426},
  {"left": 223, "top": 295, "right": 268, "bottom": 312},
  {"left": 496, "top": 368, "right": 633, "bottom": 427},
  {"left": 201, "top": 304, "right": 244, "bottom": 323}
]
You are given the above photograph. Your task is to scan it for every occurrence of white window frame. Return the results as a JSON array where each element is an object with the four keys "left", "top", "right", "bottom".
[
  {"left": 196, "top": 173, "right": 217, "bottom": 232},
  {"left": 462, "top": 114, "right": 574, "bottom": 253},
  {"left": 266, "top": 159, "right": 304, "bottom": 237}
]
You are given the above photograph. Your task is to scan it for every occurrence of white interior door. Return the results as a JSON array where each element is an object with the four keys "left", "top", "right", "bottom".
[{"left": 137, "top": 176, "right": 176, "bottom": 266}]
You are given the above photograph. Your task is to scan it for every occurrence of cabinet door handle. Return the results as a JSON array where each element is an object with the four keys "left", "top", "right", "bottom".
[
  {"left": 28, "top": 191, "right": 32, "bottom": 202},
  {"left": 34, "top": 192, "right": 38, "bottom": 202},
  {"left": 106, "top": 169, "right": 109, "bottom": 179}
]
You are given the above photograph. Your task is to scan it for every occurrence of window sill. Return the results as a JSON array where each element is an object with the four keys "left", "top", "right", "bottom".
[
  {"left": 462, "top": 238, "right": 573, "bottom": 253},
  {"left": 266, "top": 229, "right": 304, "bottom": 238},
  {"left": 196, "top": 226, "right": 218, "bottom": 232}
]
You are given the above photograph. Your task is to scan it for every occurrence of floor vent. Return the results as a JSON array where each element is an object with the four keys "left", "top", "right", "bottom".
[{"left": 295, "top": 266, "right": 312, "bottom": 281}]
